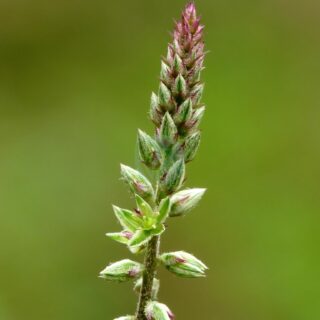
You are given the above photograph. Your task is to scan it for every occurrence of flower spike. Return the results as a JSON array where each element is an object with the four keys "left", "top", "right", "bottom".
[{"left": 100, "top": 3, "right": 209, "bottom": 319}]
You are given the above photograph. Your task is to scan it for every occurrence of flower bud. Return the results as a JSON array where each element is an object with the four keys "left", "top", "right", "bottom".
[
  {"left": 188, "top": 66, "right": 202, "bottom": 84},
  {"left": 99, "top": 259, "right": 143, "bottom": 282},
  {"left": 158, "top": 112, "right": 177, "bottom": 147},
  {"left": 145, "top": 301, "right": 174, "bottom": 320},
  {"left": 172, "top": 54, "right": 184, "bottom": 75},
  {"left": 166, "top": 45, "right": 174, "bottom": 64},
  {"left": 191, "top": 83, "right": 204, "bottom": 106},
  {"left": 160, "top": 61, "right": 171, "bottom": 84},
  {"left": 184, "top": 131, "right": 201, "bottom": 162},
  {"left": 169, "top": 188, "right": 206, "bottom": 217},
  {"left": 114, "top": 316, "right": 135, "bottom": 320},
  {"left": 120, "top": 164, "right": 154, "bottom": 201},
  {"left": 159, "top": 251, "right": 208, "bottom": 278},
  {"left": 173, "top": 98, "right": 192, "bottom": 125},
  {"left": 173, "top": 74, "right": 187, "bottom": 97},
  {"left": 135, "top": 193, "right": 154, "bottom": 218},
  {"left": 161, "top": 159, "right": 185, "bottom": 194},
  {"left": 150, "top": 92, "right": 163, "bottom": 126},
  {"left": 184, "top": 2, "right": 197, "bottom": 22},
  {"left": 137, "top": 129, "right": 162, "bottom": 169},
  {"left": 158, "top": 82, "right": 172, "bottom": 111},
  {"left": 184, "top": 106, "right": 205, "bottom": 133}
]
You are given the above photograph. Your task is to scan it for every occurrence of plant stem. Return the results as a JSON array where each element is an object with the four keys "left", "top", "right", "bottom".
[{"left": 135, "top": 235, "right": 160, "bottom": 319}]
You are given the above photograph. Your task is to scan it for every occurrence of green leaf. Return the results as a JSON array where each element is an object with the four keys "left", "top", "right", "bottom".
[
  {"left": 156, "top": 197, "right": 171, "bottom": 224},
  {"left": 135, "top": 194, "right": 154, "bottom": 218},
  {"left": 151, "top": 224, "right": 165, "bottom": 236},
  {"left": 106, "top": 231, "right": 133, "bottom": 245},
  {"left": 128, "top": 225, "right": 165, "bottom": 248},
  {"left": 112, "top": 205, "right": 143, "bottom": 232},
  {"left": 129, "top": 230, "right": 153, "bottom": 248},
  {"left": 128, "top": 244, "right": 146, "bottom": 255}
]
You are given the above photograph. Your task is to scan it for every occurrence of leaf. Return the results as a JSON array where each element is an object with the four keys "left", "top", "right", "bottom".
[
  {"left": 112, "top": 205, "right": 143, "bottom": 232},
  {"left": 135, "top": 194, "right": 154, "bottom": 218},
  {"left": 106, "top": 231, "right": 133, "bottom": 245},
  {"left": 128, "top": 225, "right": 165, "bottom": 248},
  {"left": 129, "top": 230, "right": 153, "bottom": 248},
  {"left": 156, "top": 197, "right": 171, "bottom": 224},
  {"left": 128, "top": 245, "right": 146, "bottom": 255},
  {"left": 150, "top": 224, "right": 165, "bottom": 236}
]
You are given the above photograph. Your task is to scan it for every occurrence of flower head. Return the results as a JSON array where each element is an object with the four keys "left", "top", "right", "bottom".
[{"left": 150, "top": 2, "right": 205, "bottom": 139}]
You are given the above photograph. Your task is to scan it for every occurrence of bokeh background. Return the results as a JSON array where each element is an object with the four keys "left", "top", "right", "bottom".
[{"left": 0, "top": 0, "right": 319, "bottom": 319}]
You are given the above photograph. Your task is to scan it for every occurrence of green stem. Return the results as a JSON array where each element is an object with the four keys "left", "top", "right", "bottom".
[
  {"left": 135, "top": 235, "right": 160, "bottom": 319},
  {"left": 136, "top": 159, "right": 168, "bottom": 319}
]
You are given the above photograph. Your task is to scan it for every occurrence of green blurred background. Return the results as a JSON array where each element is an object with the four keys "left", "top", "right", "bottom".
[{"left": 0, "top": 0, "right": 319, "bottom": 319}]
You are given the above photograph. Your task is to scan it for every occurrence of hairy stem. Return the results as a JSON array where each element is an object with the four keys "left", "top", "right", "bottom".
[{"left": 136, "top": 235, "right": 160, "bottom": 319}]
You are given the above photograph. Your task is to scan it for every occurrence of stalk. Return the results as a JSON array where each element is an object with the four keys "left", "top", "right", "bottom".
[
  {"left": 99, "top": 3, "right": 209, "bottom": 320},
  {"left": 136, "top": 235, "right": 159, "bottom": 319}
]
